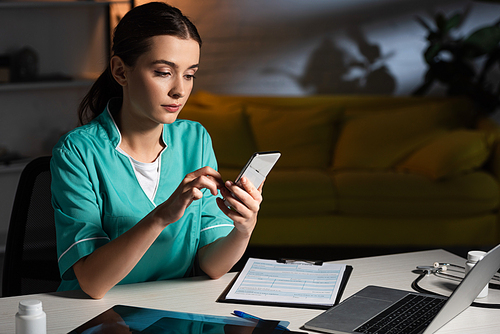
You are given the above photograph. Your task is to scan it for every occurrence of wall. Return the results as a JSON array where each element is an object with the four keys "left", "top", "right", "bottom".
[{"left": 147, "top": 0, "right": 500, "bottom": 97}]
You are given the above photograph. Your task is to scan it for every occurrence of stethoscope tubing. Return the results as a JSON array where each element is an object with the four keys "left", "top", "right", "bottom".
[
  {"left": 412, "top": 262, "right": 500, "bottom": 308},
  {"left": 416, "top": 262, "right": 500, "bottom": 282}
]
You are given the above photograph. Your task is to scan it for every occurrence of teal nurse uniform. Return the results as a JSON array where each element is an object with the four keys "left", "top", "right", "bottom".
[{"left": 51, "top": 101, "right": 234, "bottom": 292}]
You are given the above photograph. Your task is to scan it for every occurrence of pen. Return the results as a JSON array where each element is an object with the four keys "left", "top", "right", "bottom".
[{"left": 233, "top": 310, "right": 290, "bottom": 331}]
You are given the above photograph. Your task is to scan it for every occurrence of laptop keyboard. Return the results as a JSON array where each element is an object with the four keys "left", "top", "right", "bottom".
[{"left": 354, "top": 294, "right": 447, "bottom": 334}]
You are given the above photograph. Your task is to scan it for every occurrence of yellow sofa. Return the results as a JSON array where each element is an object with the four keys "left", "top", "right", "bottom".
[{"left": 180, "top": 91, "right": 500, "bottom": 248}]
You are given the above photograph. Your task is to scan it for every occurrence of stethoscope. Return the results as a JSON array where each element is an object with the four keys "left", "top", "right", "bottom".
[
  {"left": 412, "top": 262, "right": 500, "bottom": 309},
  {"left": 416, "top": 262, "right": 466, "bottom": 281}
]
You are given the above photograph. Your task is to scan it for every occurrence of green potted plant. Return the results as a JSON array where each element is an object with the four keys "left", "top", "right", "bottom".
[{"left": 413, "top": 9, "right": 500, "bottom": 116}]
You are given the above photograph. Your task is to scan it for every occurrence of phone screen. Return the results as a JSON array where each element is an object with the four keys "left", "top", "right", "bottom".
[
  {"left": 235, "top": 151, "right": 281, "bottom": 188},
  {"left": 223, "top": 151, "right": 281, "bottom": 209}
]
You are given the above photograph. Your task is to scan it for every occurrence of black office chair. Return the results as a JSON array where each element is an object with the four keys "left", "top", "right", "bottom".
[{"left": 2, "top": 156, "right": 61, "bottom": 297}]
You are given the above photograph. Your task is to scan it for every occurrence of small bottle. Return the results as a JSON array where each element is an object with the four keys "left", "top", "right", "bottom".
[
  {"left": 15, "top": 300, "right": 46, "bottom": 334},
  {"left": 465, "top": 250, "right": 488, "bottom": 298}
]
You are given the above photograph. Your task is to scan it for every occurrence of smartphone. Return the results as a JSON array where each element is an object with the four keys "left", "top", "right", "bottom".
[
  {"left": 224, "top": 151, "right": 281, "bottom": 207},
  {"left": 235, "top": 151, "right": 281, "bottom": 188}
]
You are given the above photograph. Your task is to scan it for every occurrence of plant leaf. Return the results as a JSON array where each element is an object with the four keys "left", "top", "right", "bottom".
[
  {"left": 424, "top": 44, "right": 442, "bottom": 63},
  {"left": 464, "top": 26, "right": 500, "bottom": 57},
  {"left": 415, "top": 15, "right": 432, "bottom": 32},
  {"left": 444, "top": 13, "right": 462, "bottom": 32},
  {"left": 436, "top": 13, "right": 447, "bottom": 32}
]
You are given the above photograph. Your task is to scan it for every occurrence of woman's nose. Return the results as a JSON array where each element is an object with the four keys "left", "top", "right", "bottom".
[{"left": 168, "top": 75, "right": 185, "bottom": 99}]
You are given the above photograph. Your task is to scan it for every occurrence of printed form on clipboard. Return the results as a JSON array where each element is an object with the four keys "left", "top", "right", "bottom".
[{"left": 218, "top": 258, "right": 353, "bottom": 309}]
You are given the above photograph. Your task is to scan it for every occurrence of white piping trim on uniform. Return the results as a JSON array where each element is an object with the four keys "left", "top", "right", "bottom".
[
  {"left": 58, "top": 237, "right": 110, "bottom": 263},
  {"left": 105, "top": 104, "right": 123, "bottom": 150},
  {"left": 200, "top": 224, "right": 234, "bottom": 233}
]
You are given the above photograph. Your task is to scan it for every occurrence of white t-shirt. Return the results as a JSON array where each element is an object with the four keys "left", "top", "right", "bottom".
[{"left": 117, "top": 147, "right": 160, "bottom": 201}]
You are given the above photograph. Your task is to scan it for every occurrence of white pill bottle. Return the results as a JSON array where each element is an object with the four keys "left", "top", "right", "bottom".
[
  {"left": 15, "top": 300, "right": 46, "bottom": 334},
  {"left": 465, "top": 250, "right": 488, "bottom": 298}
]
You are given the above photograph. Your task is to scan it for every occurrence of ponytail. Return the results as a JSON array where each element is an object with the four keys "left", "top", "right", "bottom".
[{"left": 78, "top": 66, "right": 122, "bottom": 125}]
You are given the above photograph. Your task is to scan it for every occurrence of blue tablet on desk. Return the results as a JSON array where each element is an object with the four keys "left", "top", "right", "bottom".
[{"left": 68, "top": 305, "right": 305, "bottom": 333}]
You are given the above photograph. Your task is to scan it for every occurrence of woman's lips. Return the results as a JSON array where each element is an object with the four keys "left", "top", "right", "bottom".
[{"left": 163, "top": 104, "right": 182, "bottom": 112}]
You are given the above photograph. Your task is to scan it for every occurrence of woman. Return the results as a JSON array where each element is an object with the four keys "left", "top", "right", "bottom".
[{"left": 51, "top": 2, "right": 262, "bottom": 299}]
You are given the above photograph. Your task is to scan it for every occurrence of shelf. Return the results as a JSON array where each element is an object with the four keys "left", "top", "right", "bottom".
[
  {"left": 0, "top": 0, "right": 131, "bottom": 161},
  {"left": 0, "top": 79, "right": 94, "bottom": 92},
  {"left": 0, "top": 0, "right": 129, "bottom": 9}
]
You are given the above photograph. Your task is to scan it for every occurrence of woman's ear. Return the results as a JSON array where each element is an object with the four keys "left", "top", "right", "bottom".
[{"left": 110, "top": 56, "right": 127, "bottom": 87}]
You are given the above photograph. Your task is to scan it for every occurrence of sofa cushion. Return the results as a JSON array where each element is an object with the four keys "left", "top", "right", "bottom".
[
  {"left": 180, "top": 100, "right": 257, "bottom": 168},
  {"left": 332, "top": 100, "right": 474, "bottom": 170},
  {"left": 334, "top": 170, "right": 499, "bottom": 217},
  {"left": 245, "top": 104, "right": 343, "bottom": 168},
  {"left": 396, "top": 130, "right": 495, "bottom": 180},
  {"left": 219, "top": 168, "right": 337, "bottom": 216}
]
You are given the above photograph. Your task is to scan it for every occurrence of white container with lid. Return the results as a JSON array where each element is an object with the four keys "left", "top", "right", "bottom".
[
  {"left": 465, "top": 250, "right": 488, "bottom": 298},
  {"left": 15, "top": 300, "right": 46, "bottom": 334}
]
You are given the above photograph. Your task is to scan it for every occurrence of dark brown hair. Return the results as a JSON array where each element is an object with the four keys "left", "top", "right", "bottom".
[{"left": 78, "top": 2, "right": 202, "bottom": 125}]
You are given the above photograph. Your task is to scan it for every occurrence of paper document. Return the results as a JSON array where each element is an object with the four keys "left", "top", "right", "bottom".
[{"left": 224, "top": 258, "right": 351, "bottom": 308}]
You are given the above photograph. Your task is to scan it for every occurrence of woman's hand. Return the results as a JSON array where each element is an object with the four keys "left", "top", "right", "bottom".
[
  {"left": 153, "top": 166, "right": 225, "bottom": 227},
  {"left": 217, "top": 176, "right": 263, "bottom": 237},
  {"left": 197, "top": 176, "right": 263, "bottom": 279}
]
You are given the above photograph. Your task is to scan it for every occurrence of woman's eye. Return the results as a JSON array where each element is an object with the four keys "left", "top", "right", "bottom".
[
  {"left": 185, "top": 74, "right": 196, "bottom": 80},
  {"left": 154, "top": 70, "right": 171, "bottom": 77}
]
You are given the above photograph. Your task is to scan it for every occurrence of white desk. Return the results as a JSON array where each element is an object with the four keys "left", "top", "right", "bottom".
[{"left": 0, "top": 249, "right": 499, "bottom": 333}]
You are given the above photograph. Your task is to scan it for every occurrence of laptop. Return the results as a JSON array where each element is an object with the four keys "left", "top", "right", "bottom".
[{"left": 304, "top": 243, "right": 500, "bottom": 334}]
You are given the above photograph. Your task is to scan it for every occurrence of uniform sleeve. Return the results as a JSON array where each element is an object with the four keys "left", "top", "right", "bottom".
[
  {"left": 51, "top": 144, "right": 110, "bottom": 280},
  {"left": 198, "top": 128, "right": 234, "bottom": 249}
]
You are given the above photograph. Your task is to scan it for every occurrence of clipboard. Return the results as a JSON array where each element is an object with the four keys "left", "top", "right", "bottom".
[{"left": 217, "top": 258, "right": 353, "bottom": 310}]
